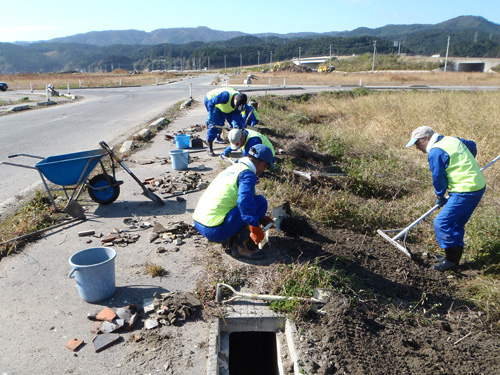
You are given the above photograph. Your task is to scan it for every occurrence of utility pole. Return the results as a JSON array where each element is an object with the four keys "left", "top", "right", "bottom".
[
  {"left": 270, "top": 51, "right": 273, "bottom": 71},
  {"left": 444, "top": 35, "right": 450, "bottom": 72},
  {"left": 208, "top": 56, "right": 210, "bottom": 71},
  {"left": 298, "top": 47, "right": 301, "bottom": 65},
  {"left": 240, "top": 54, "right": 242, "bottom": 69},
  {"left": 257, "top": 51, "right": 260, "bottom": 70},
  {"left": 474, "top": 31, "right": 478, "bottom": 43},
  {"left": 224, "top": 55, "right": 226, "bottom": 71},
  {"left": 371, "top": 40, "right": 377, "bottom": 72},
  {"left": 329, "top": 44, "right": 332, "bottom": 65}
]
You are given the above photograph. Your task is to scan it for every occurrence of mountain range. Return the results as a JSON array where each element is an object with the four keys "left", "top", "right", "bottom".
[
  {"left": 37, "top": 16, "right": 500, "bottom": 46},
  {"left": 1, "top": 16, "right": 499, "bottom": 74}
]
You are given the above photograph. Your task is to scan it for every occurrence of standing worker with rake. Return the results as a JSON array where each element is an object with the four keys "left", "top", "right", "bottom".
[{"left": 406, "top": 126, "right": 486, "bottom": 271}]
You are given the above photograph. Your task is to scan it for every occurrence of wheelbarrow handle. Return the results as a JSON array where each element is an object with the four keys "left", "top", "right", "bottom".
[{"left": 8, "top": 153, "right": 45, "bottom": 159}]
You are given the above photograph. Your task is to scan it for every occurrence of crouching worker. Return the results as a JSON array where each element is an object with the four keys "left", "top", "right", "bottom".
[
  {"left": 193, "top": 144, "right": 275, "bottom": 260},
  {"left": 221, "top": 128, "right": 275, "bottom": 159},
  {"left": 406, "top": 126, "right": 486, "bottom": 271}
]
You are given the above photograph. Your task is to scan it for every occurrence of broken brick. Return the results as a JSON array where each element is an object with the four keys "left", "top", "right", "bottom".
[
  {"left": 96, "top": 307, "right": 117, "bottom": 322},
  {"left": 93, "top": 333, "right": 121, "bottom": 353},
  {"left": 66, "top": 338, "right": 84, "bottom": 352},
  {"left": 90, "top": 321, "right": 103, "bottom": 334}
]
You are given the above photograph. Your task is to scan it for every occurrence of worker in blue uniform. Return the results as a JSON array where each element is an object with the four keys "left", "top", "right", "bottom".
[
  {"left": 242, "top": 99, "right": 259, "bottom": 127},
  {"left": 193, "top": 144, "right": 275, "bottom": 260},
  {"left": 221, "top": 128, "right": 275, "bottom": 159},
  {"left": 406, "top": 126, "right": 486, "bottom": 271},
  {"left": 204, "top": 87, "right": 247, "bottom": 156}
]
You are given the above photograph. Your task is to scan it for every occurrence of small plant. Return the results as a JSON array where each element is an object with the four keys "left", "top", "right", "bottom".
[
  {"left": 269, "top": 259, "right": 355, "bottom": 320},
  {"left": 144, "top": 262, "right": 165, "bottom": 277}
]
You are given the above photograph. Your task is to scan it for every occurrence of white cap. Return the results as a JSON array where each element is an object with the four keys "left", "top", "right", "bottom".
[
  {"left": 406, "top": 126, "right": 434, "bottom": 147},
  {"left": 228, "top": 129, "right": 244, "bottom": 151}
]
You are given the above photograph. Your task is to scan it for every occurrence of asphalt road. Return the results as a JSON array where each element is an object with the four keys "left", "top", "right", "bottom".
[{"left": 0, "top": 75, "right": 215, "bottom": 216}]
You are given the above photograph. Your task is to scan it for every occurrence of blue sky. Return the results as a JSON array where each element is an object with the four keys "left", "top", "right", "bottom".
[{"left": 2, "top": 0, "right": 499, "bottom": 43}]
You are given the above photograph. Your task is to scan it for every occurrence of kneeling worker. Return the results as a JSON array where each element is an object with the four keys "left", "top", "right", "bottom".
[
  {"left": 221, "top": 128, "right": 275, "bottom": 159},
  {"left": 193, "top": 144, "right": 275, "bottom": 260}
]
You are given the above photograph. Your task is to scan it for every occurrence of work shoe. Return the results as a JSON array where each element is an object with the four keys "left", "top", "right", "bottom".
[
  {"left": 231, "top": 238, "right": 265, "bottom": 260},
  {"left": 214, "top": 136, "right": 227, "bottom": 144},
  {"left": 207, "top": 141, "right": 216, "bottom": 157}
]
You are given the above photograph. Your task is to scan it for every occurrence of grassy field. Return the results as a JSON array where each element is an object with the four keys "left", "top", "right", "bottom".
[{"left": 255, "top": 89, "right": 500, "bottom": 324}]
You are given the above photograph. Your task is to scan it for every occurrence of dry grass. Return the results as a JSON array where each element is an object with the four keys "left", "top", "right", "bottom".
[
  {"left": 231, "top": 70, "right": 500, "bottom": 87},
  {"left": 256, "top": 89, "right": 500, "bottom": 324},
  {"left": 0, "top": 71, "right": 189, "bottom": 91},
  {"left": 144, "top": 262, "right": 165, "bottom": 277}
]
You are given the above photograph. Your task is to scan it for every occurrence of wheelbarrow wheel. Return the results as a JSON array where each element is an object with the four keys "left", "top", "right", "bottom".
[{"left": 88, "top": 174, "right": 120, "bottom": 205}]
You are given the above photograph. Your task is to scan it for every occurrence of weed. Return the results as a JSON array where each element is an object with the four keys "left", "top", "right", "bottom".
[
  {"left": 0, "top": 190, "right": 62, "bottom": 256},
  {"left": 268, "top": 259, "right": 356, "bottom": 320},
  {"left": 144, "top": 262, "right": 165, "bottom": 277}
]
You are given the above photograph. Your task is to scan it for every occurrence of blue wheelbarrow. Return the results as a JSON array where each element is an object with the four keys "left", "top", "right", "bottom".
[{"left": 1, "top": 147, "right": 124, "bottom": 219}]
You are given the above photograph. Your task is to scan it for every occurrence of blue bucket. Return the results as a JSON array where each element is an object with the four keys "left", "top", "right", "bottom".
[
  {"left": 68, "top": 247, "right": 116, "bottom": 303},
  {"left": 170, "top": 149, "right": 189, "bottom": 170},
  {"left": 175, "top": 134, "right": 191, "bottom": 149}
]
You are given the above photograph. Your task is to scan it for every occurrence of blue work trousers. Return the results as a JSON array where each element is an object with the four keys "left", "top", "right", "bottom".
[
  {"left": 433, "top": 188, "right": 485, "bottom": 249},
  {"left": 194, "top": 195, "right": 267, "bottom": 243}
]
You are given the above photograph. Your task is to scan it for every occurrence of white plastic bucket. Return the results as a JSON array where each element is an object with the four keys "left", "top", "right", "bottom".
[
  {"left": 68, "top": 247, "right": 116, "bottom": 303},
  {"left": 170, "top": 149, "right": 189, "bottom": 170}
]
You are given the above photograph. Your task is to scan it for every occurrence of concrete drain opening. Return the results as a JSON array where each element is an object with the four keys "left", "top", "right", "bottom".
[
  {"left": 229, "top": 331, "right": 279, "bottom": 375},
  {"left": 207, "top": 316, "right": 301, "bottom": 375}
]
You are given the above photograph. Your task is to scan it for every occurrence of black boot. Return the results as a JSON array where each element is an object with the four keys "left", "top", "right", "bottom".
[
  {"left": 433, "top": 246, "right": 463, "bottom": 272},
  {"left": 207, "top": 141, "right": 216, "bottom": 157}
]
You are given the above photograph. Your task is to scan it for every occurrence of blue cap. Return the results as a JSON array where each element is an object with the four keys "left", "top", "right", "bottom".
[{"left": 248, "top": 144, "right": 275, "bottom": 168}]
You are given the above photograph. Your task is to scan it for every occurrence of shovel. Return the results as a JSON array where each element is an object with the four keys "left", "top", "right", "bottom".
[
  {"left": 99, "top": 141, "right": 165, "bottom": 205},
  {"left": 215, "top": 283, "right": 326, "bottom": 305},
  {"left": 259, "top": 202, "right": 291, "bottom": 249}
]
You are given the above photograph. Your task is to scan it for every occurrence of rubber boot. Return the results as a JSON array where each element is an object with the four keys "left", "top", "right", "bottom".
[
  {"left": 433, "top": 246, "right": 463, "bottom": 272},
  {"left": 207, "top": 141, "right": 216, "bottom": 157}
]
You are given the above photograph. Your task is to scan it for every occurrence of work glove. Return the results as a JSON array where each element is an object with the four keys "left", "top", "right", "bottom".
[
  {"left": 220, "top": 149, "right": 230, "bottom": 158},
  {"left": 435, "top": 196, "right": 448, "bottom": 207},
  {"left": 249, "top": 225, "right": 265, "bottom": 245},
  {"left": 259, "top": 216, "right": 274, "bottom": 227}
]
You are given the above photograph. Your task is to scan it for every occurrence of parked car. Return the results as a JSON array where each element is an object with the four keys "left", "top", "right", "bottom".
[{"left": 0, "top": 82, "right": 8, "bottom": 91}]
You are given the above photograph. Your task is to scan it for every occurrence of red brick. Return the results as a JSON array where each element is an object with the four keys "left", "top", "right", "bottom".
[
  {"left": 96, "top": 307, "right": 117, "bottom": 322},
  {"left": 66, "top": 338, "right": 84, "bottom": 352}
]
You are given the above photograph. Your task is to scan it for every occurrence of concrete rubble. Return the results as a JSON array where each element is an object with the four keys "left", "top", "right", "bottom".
[{"left": 79, "top": 292, "right": 201, "bottom": 353}]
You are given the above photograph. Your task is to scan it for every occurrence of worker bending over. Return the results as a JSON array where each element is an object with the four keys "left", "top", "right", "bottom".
[
  {"left": 204, "top": 87, "right": 247, "bottom": 156},
  {"left": 193, "top": 144, "right": 275, "bottom": 260},
  {"left": 242, "top": 99, "right": 259, "bottom": 127},
  {"left": 221, "top": 128, "right": 275, "bottom": 159},
  {"left": 406, "top": 126, "right": 486, "bottom": 271}
]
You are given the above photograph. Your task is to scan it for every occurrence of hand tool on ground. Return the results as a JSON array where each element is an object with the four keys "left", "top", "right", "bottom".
[
  {"left": 99, "top": 141, "right": 165, "bottom": 205},
  {"left": 215, "top": 283, "right": 326, "bottom": 305},
  {"left": 259, "top": 202, "right": 291, "bottom": 249},
  {"left": 377, "top": 154, "right": 500, "bottom": 259}
]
